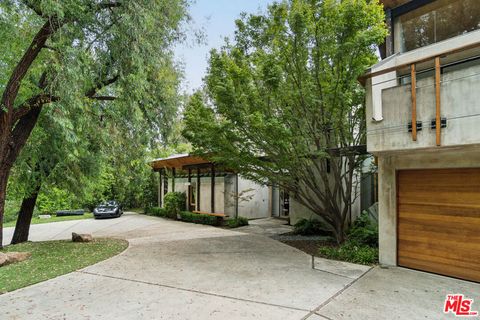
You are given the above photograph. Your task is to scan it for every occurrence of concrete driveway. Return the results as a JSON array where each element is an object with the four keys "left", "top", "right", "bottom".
[{"left": 1, "top": 213, "right": 479, "bottom": 319}]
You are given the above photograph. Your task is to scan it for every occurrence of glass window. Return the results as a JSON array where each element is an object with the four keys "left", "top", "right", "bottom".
[{"left": 394, "top": 0, "right": 480, "bottom": 53}]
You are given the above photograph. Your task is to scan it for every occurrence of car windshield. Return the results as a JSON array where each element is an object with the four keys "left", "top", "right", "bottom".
[{"left": 99, "top": 201, "right": 117, "bottom": 207}]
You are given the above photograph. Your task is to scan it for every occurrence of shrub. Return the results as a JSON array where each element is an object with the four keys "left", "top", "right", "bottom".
[
  {"left": 179, "top": 211, "right": 222, "bottom": 226},
  {"left": 293, "top": 218, "right": 330, "bottom": 236},
  {"left": 164, "top": 192, "right": 186, "bottom": 219},
  {"left": 227, "top": 216, "right": 249, "bottom": 228},
  {"left": 145, "top": 207, "right": 168, "bottom": 218},
  {"left": 318, "top": 240, "right": 378, "bottom": 265},
  {"left": 348, "top": 211, "right": 378, "bottom": 247}
]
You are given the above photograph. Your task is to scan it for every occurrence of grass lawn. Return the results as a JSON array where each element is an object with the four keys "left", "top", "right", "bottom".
[
  {"left": 4, "top": 212, "right": 94, "bottom": 228},
  {"left": 0, "top": 238, "right": 128, "bottom": 294}
]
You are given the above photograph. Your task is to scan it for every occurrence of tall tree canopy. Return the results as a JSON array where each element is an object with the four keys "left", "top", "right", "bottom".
[
  {"left": 0, "top": 0, "right": 189, "bottom": 247},
  {"left": 183, "top": 0, "right": 386, "bottom": 243}
]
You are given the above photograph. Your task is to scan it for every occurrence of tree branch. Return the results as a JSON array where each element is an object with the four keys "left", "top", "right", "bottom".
[
  {"left": 1, "top": 18, "right": 61, "bottom": 114},
  {"left": 85, "top": 75, "right": 119, "bottom": 98},
  {"left": 13, "top": 94, "right": 59, "bottom": 122}
]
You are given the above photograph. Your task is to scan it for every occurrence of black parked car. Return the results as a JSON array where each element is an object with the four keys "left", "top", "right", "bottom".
[{"left": 93, "top": 201, "right": 123, "bottom": 219}]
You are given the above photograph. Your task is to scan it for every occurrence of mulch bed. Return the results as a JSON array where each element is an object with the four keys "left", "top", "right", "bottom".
[{"left": 279, "top": 239, "right": 335, "bottom": 257}]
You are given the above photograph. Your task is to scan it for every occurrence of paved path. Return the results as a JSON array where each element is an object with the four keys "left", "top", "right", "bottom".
[{"left": 1, "top": 213, "right": 479, "bottom": 319}]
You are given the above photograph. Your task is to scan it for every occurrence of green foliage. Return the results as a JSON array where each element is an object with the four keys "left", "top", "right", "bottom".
[
  {"left": 179, "top": 211, "right": 222, "bottom": 226},
  {"left": 293, "top": 218, "right": 330, "bottom": 236},
  {"left": 164, "top": 192, "right": 186, "bottom": 219},
  {"left": 36, "top": 187, "right": 76, "bottom": 215},
  {"left": 348, "top": 211, "right": 378, "bottom": 247},
  {"left": 3, "top": 200, "right": 20, "bottom": 224},
  {"left": 318, "top": 240, "right": 378, "bottom": 265},
  {"left": 226, "top": 216, "right": 249, "bottom": 228},
  {"left": 0, "top": 239, "right": 128, "bottom": 294},
  {"left": 183, "top": 0, "right": 387, "bottom": 244},
  {"left": 0, "top": 0, "right": 188, "bottom": 235},
  {"left": 145, "top": 207, "right": 168, "bottom": 218}
]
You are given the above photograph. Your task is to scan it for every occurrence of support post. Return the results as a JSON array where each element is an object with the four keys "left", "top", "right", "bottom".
[
  {"left": 188, "top": 168, "right": 192, "bottom": 211},
  {"left": 211, "top": 164, "right": 215, "bottom": 213},
  {"left": 234, "top": 173, "right": 239, "bottom": 219},
  {"left": 410, "top": 64, "right": 417, "bottom": 141},
  {"left": 158, "top": 170, "right": 162, "bottom": 207},
  {"left": 172, "top": 168, "right": 176, "bottom": 192},
  {"left": 196, "top": 168, "right": 201, "bottom": 211},
  {"left": 435, "top": 56, "right": 441, "bottom": 146}
]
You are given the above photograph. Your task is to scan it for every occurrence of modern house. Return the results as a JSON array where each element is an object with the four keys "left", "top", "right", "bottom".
[
  {"left": 150, "top": 154, "right": 280, "bottom": 220},
  {"left": 150, "top": 154, "right": 368, "bottom": 224},
  {"left": 362, "top": 0, "right": 480, "bottom": 282}
]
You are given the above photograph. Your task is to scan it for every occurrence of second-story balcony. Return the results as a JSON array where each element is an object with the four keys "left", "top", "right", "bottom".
[{"left": 364, "top": 30, "right": 480, "bottom": 154}]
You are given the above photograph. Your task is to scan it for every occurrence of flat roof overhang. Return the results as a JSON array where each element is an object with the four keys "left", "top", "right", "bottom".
[
  {"left": 379, "top": 0, "right": 412, "bottom": 10},
  {"left": 150, "top": 154, "right": 212, "bottom": 171}
]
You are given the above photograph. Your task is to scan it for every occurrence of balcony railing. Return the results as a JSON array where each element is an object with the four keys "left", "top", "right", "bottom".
[{"left": 361, "top": 41, "right": 480, "bottom": 148}]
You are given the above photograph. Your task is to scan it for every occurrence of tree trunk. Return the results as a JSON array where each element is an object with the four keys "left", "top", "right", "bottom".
[
  {"left": 11, "top": 184, "right": 41, "bottom": 245},
  {"left": 0, "top": 107, "right": 43, "bottom": 249},
  {"left": 333, "top": 218, "right": 346, "bottom": 245}
]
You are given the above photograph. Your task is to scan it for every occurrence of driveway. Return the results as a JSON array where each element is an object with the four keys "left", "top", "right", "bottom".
[{"left": 1, "top": 213, "right": 479, "bottom": 319}]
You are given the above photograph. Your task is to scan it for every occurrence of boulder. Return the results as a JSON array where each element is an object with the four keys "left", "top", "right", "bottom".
[
  {"left": 0, "top": 252, "right": 31, "bottom": 267},
  {"left": 72, "top": 232, "right": 93, "bottom": 243},
  {"left": 0, "top": 252, "right": 8, "bottom": 267},
  {"left": 6, "top": 252, "right": 31, "bottom": 264}
]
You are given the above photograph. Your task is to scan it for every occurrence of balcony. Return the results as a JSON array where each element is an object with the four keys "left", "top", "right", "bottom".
[{"left": 364, "top": 31, "right": 480, "bottom": 153}]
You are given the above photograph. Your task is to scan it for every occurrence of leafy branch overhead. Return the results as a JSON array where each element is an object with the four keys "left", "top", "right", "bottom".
[
  {"left": 0, "top": 0, "right": 189, "bottom": 247},
  {"left": 183, "top": 0, "right": 387, "bottom": 243}
]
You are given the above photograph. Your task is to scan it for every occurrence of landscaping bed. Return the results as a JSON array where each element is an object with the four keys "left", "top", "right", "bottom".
[
  {"left": 0, "top": 238, "right": 128, "bottom": 294},
  {"left": 274, "top": 212, "right": 379, "bottom": 266}
]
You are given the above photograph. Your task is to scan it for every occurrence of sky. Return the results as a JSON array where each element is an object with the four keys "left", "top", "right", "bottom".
[{"left": 175, "top": 0, "right": 274, "bottom": 93}]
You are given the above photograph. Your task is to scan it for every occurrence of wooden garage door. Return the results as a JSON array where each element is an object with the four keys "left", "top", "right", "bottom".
[{"left": 398, "top": 168, "right": 480, "bottom": 282}]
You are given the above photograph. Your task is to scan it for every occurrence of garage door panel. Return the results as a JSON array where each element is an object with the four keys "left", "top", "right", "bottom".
[
  {"left": 398, "top": 215, "right": 480, "bottom": 234},
  {"left": 398, "top": 168, "right": 480, "bottom": 282},
  {"left": 399, "top": 229, "right": 480, "bottom": 246},
  {"left": 399, "top": 250, "right": 480, "bottom": 272},
  {"left": 399, "top": 203, "right": 480, "bottom": 218},
  {"left": 398, "top": 239, "right": 480, "bottom": 261},
  {"left": 399, "top": 191, "right": 480, "bottom": 206},
  {"left": 398, "top": 256, "right": 479, "bottom": 283},
  {"left": 398, "top": 168, "right": 480, "bottom": 186}
]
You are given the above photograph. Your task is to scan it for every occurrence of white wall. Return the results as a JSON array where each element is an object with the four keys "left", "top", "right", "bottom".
[{"left": 237, "top": 176, "right": 270, "bottom": 219}]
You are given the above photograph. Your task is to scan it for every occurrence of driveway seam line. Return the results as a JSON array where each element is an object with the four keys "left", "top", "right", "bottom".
[
  {"left": 77, "top": 270, "right": 311, "bottom": 313},
  {"left": 311, "top": 267, "right": 360, "bottom": 280},
  {"left": 299, "top": 267, "right": 374, "bottom": 320}
]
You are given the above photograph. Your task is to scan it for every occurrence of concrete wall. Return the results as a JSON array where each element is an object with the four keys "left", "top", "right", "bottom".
[
  {"left": 239, "top": 177, "right": 269, "bottom": 219},
  {"left": 377, "top": 146, "right": 480, "bottom": 266}
]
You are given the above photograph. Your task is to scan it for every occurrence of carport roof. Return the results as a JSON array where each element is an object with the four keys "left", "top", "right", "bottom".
[{"left": 150, "top": 154, "right": 212, "bottom": 171}]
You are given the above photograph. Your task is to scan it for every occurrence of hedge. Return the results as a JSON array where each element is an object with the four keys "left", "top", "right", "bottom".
[
  {"left": 179, "top": 211, "right": 222, "bottom": 226},
  {"left": 226, "top": 216, "right": 249, "bottom": 228},
  {"left": 145, "top": 207, "right": 168, "bottom": 218}
]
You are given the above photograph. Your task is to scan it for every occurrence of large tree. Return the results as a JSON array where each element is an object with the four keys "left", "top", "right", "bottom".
[
  {"left": 183, "top": 0, "right": 386, "bottom": 243},
  {"left": 0, "top": 0, "right": 189, "bottom": 247}
]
